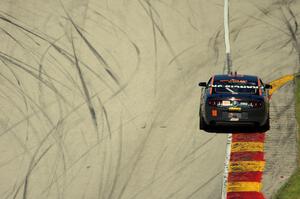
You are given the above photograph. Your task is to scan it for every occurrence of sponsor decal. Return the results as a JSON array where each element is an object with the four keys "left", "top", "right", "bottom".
[
  {"left": 211, "top": 84, "right": 260, "bottom": 89},
  {"left": 229, "top": 107, "right": 241, "bottom": 111},
  {"left": 211, "top": 109, "right": 218, "bottom": 117},
  {"left": 223, "top": 100, "right": 231, "bottom": 106},
  {"left": 220, "top": 79, "right": 248, "bottom": 83}
]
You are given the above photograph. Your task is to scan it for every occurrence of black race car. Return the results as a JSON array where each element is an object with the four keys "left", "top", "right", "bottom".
[{"left": 198, "top": 73, "right": 272, "bottom": 131}]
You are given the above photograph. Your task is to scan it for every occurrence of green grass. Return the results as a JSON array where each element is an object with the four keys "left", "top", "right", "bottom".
[{"left": 273, "top": 76, "right": 300, "bottom": 199}]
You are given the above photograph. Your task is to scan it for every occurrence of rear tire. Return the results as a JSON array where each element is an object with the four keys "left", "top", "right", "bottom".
[
  {"left": 199, "top": 110, "right": 208, "bottom": 130},
  {"left": 259, "top": 117, "right": 270, "bottom": 132}
]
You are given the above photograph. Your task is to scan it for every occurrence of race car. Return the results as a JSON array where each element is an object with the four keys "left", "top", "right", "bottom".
[{"left": 198, "top": 73, "right": 272, "bottom": 131}]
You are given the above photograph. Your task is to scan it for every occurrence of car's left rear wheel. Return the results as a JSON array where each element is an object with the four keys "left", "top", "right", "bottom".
[{"left": 199, "top": 111, "right": 208, "bottom": 130}]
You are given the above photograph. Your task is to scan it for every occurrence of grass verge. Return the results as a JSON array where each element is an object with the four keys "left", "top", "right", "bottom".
[{"left": 273, "top": 76, "right": 300, "bottom": 199}]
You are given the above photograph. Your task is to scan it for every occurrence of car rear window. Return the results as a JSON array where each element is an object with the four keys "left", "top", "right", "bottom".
[{"left": 211, "top": 79, "right": 259, "bottom": 95}]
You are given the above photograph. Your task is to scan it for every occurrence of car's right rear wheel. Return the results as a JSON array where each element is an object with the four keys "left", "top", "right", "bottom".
[{"left": 259, "top": 117, "right": 270, "bottom": 132}]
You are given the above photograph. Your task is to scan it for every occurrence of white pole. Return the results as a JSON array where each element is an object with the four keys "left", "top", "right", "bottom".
[
  {"left": 224, "top": 0, "right": 232, "bottom": 74},
  {"left": 221, "top": 1, "right": 233, "bottom": 199}
]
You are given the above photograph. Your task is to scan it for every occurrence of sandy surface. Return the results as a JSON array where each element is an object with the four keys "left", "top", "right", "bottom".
[{"left": 0, "top": 0, "right": 299, "bottom": 199}]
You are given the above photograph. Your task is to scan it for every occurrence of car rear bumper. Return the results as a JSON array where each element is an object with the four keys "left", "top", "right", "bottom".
[{"left": 202, "top": 106, "right": 268, "bottom": 126}]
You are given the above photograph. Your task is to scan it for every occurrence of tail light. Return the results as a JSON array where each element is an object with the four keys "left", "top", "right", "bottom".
[
  {"left": 208, "top": 99, "right": 222, "bottom": 106},
  {"left": 248, "top": 101, "right": 263, "bottom": 108}
]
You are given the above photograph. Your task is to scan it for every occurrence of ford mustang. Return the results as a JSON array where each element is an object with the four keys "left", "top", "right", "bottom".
[{"left": 198, "top": 73, "right": 272, "bottom": 131}]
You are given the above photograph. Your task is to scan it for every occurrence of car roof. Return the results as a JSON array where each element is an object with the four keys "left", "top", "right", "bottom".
[{"left": 213, "top": 74, "right": 258, "bottom": 81}]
